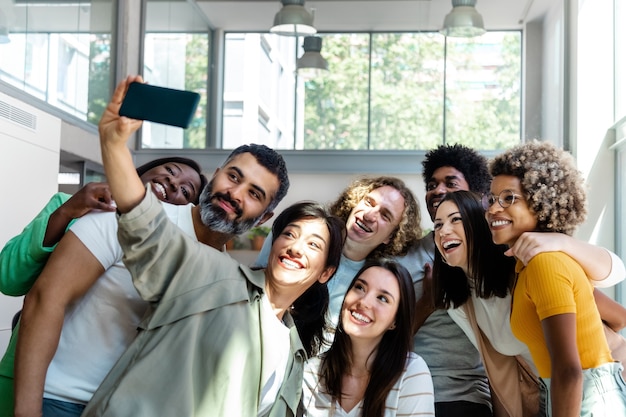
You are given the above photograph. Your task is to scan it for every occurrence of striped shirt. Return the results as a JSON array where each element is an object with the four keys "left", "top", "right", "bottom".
[{"left": 301, "top": 352, "right": 435, "bottom": 416}]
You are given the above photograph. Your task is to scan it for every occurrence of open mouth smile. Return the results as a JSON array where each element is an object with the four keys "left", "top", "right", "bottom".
[{"left": 153, "top": 182, "right": 167, "bottom": 200}]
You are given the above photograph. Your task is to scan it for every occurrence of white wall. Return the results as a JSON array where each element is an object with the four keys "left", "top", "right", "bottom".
[
  {"left": 570, "top": 0, "right": 616, "bottom": 252},
  {"left": 0, "top": 93, "right": 61, "bottom": 353},
  {"left": 537, "top": 0, "right": 616, "bottom": 248},
  {"left": 538, "top": 0, "right": 621, "bottom": 297},
  {"left": 259, "top": 173, "right": 430, "bottom": 234}
]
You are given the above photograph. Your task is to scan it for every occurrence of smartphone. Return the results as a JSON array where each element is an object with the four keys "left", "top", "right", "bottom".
[{"left": 118, "top": 82, "right": 201, "bottom": 129}]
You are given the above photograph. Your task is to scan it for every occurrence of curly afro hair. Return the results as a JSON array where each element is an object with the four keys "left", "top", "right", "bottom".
[
  {"left": 489, "top": 140, "right": 587, "bottom": 235},
  {"left": 422, "top": 144, "right": 492, "bottom": 195},
  {"left": 329, "top": 176, "right": 422, "bottom": 257}
]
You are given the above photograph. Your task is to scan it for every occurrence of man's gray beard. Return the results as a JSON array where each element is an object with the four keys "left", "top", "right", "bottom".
[{"left": 199, "top": 186, "right": 264, "bottom": 235}]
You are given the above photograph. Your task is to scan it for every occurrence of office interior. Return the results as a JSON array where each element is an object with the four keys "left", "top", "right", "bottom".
[{"left": 0, "top": 0, "right": 625, "bottom": 353}]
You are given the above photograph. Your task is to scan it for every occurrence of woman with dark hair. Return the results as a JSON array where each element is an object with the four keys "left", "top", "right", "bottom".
[
  {"left": 432, "top": 191, "right": 514, "bottom": 310},
  {"left": 431, "top": 191, "right": 539, "bottom": 412},
  {"left": 301, "top": 258, "right": 434, "bottom": 417},
  {"left": 134, "top": 156, "right": 207, "bottom": 205}
]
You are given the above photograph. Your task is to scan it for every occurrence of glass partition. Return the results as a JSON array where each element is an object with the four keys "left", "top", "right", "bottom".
[
  {"left": 222, "top": 31, "right": 521, "bottom": 151},
  {"left": 0, "top": 0, "right": 114, "bottom": 124},
  {"left": 141, "top": 0, "right": 210, "bottom": 149}
]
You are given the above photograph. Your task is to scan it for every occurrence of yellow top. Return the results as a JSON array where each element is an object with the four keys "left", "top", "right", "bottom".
[{"left": 510, "top": 252, "right": 612, "bottom": 378}]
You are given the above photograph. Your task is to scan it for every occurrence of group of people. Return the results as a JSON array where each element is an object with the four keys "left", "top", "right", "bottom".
[{"left": 1, "top": 74, "right": 625, "bottom": 417}]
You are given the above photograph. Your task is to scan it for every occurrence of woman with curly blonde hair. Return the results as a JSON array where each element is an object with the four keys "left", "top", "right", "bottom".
[{"left": 485, "top": 140, "right": 626, "bottom": 416}]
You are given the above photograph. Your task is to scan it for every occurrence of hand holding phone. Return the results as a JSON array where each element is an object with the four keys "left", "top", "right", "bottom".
[{"left": 119, "top": 82, "right": 201, "bottom": 129}]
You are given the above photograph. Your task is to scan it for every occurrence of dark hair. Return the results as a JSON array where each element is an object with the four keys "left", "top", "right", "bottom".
[
  {"left": 270, "top": 201, "right": 346, "bottom": 357},
  {"left": 321, "top": 258, "right": 416, "bottom": 417},
  {"left": 135, "top": 156, "right": 208, "bottom": 204},
  {"left": 432, "top": 191, "right": 515, "bottom": 309},
  {"left": 224, "top": 144, "right": 289, "bottom": 213},
  {"left": 329, "top": 176, "right": 422, "bottom": 257},
  {"left": 422, "top": 144, "right": 492, "bottom": 195}
]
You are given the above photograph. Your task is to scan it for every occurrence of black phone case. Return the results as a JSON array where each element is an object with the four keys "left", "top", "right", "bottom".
[{"left": 118, "top": 82, "right": 201, "bottom": 129}]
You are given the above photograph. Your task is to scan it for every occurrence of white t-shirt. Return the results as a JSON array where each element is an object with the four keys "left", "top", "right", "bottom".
[
  {"left": 301, "top": 352, "right": 435, "bottom": 417},
  {"left": 257, "top": 294, "right": 290, "bottom": 416},
  {"left": 44, "top": 202, "right": 196, "bottom": 404}
]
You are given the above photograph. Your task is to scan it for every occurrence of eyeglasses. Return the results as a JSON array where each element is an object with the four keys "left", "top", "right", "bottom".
[{"left": 481, "top": 189, "right": 523, "bottom": 210}]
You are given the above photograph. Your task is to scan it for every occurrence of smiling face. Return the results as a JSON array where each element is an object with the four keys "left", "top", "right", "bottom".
[
  {"left": 266, "top": 218, "right": 335, "bottom": 298},
  {"left": 486, "top": 175, "right": 537, "bottom": 247},
  {"left": 425, "top": 166, "right": 470, "bottom": 221},
  {"left": 139, "top": 162, "right": 202, "bottom": 205},
  {"left": 345, "top": 186, "right": 405, "bottom": 252},
  {"left": 434, "top": 200, "right": 469, "bottom": 274},
  {"left": 341, "top": 266, "right": 400, "bottom": 345},
  {"left": 198, "top": 152, "right": 279, "bottom": 235}
]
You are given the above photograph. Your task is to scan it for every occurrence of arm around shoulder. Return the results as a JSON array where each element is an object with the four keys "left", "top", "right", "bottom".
[
  {"left": 592, "top": 251, "right": 625, "bottom": 288},
  {"left": 0, "top": 193, "right": 70, "bottom": 296},
  {"left": 510, "top": 232, "right": 621, "bottom": 285}
]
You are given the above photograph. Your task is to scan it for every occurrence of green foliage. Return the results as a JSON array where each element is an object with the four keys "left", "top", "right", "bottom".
[
  {"left": 302, "top": 31, "right": 521, "bottom": 151},
  {"left": 184, "top": 34, "right": 209, "bottom": 149},
  {"left": 248, "top": 226, "right": 271, "bottom": 239},
  {"left": 87, "top": 35, "right": 111, "bottom": 125}
]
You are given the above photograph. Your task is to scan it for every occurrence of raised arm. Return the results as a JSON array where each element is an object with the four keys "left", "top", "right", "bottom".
[
  {"left": 42, "top": 182, "right": 114, "bottom": 247},
  {"left": 14, "top": 232, "right": 105, "bottom": 417},
  {"left": 98, "top": 75, "right": 145, "bottom": 213},
  {"left": 508, "top": 232, "right": 624, "bottom": 285}
]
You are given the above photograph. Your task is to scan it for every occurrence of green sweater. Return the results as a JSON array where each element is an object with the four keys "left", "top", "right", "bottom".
[
  {"left": 0, "top": 192, "right": 71, "bottom": 417},
  {"left": 0, "top": 192, "right": 72, "bottom": 296}
]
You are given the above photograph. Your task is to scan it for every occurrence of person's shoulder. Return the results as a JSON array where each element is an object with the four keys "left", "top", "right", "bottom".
[
  {"left": 161, "top": 201, "right": 193, "bottom": 218},
  {"left": 526, "top": 251, "right": 580, "bottom": 270},
  {"left": 404, "top": 232, "right": 435, "bottom": 257},
  {"left": 72, "top": 209, "right": 118, "bottom": 226},
  {"left": 69, "top": 210, "right": 119, "bottom": 244},
  {"left": 405, "top": 351, "right": 431, "bottom": 373}
]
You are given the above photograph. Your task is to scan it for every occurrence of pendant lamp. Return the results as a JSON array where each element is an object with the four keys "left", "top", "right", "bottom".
[
  {"left": 270, "top": 0, "right": 316, "bottom": 36},
  {"left": 440, "top": 0, "right": 486, "bottom": 38},
  {"left": 296, "top": 36, "right": 328, "bottom": 79}
]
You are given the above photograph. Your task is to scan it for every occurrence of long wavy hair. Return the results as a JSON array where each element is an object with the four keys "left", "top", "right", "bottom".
[
  {"left": 320, "top": 258, "right": 416, "bottom": 417},
  {"left": 432, "top": 191, "right": 515, "bottom": 309}
]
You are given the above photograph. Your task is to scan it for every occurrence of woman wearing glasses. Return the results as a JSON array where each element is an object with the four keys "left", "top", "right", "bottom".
[
  {"left": 485, "top": 140, "right": 626, "bottom": 416},
  {"left": 431, "top": 141, "right": 626, "bottom": 416}
]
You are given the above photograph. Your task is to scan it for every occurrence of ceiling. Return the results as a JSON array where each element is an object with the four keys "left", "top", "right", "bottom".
[
  {"left": 1, "top": 0, "right": 555, "bottom": 34},
  {"left": 193, "top": 0, "right": 555, "bottom": 32}
]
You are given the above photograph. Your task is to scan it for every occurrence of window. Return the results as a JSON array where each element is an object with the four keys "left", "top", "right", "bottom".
[
  {"left": 0, "top": 1, "right": 114, "bottom": 124},
  {"left": 223, "top": 33, "right": 297, "bottom": 150},
  {"left": 616, "top": 0, "right": 626, "bottom": 121},
  {"left": 140, "top": 0, "right": 210, "bottom": 149},
  {"left": 222, "top": 31, "right": 522, "bottom": 151}
]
